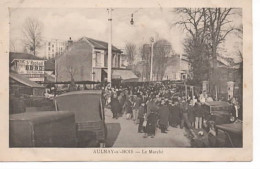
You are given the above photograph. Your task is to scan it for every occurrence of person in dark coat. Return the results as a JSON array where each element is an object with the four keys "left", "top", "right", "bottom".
[
  {"left": 137, "top": 102, "right": 146, "bottom": 133},
  {"left": 133, "top": 94, "right": 142, "bottom": 124},
  {"left": 168, "top": 100, "right": 173, "bottom": 126},
  {"left": 180, "top": 100, "right": 192, "bottom": 129},
  {"left": 169, "top": 101, "right": 181, "bottom": 127},
  {"left": 144, "top": 97, "right": 158, "bottom": 138},
  {"left": 118, "top": 92, "right": 126, "bottom": 114},
  {"left": 194, "top": 102, "right": 203, "bottom": 129},
  {"left": 146, "top": 97, "right": 158, "bottom": 118},
  {"left": 110, "top": 93, "right": 120, "bottom": 119},
  {"left": 146, "top": 111, "right": 157, "bottom": 138},
  {"left": 125, "top": 96, "right": 133, "bottom": 119},
  {"left": 188, "top": 101, "right": 195, "bottom": 128},
  {"left": 158, "top": 100, "right": 170, "bottom": 133}
]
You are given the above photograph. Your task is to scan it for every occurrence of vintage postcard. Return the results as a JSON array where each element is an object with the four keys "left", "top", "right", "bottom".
[{"left": 0, "top": 0, "right": 252, "bottom": 161}]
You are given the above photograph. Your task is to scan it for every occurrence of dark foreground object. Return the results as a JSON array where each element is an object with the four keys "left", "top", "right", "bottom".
[
  {"left": 10, "top": 111, "right": 77, "bottom": 147},
  {"left": 55, "top": 90, "right": 106, "bottom": 147}
]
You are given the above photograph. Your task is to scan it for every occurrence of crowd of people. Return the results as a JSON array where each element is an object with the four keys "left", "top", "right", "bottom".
[{"left": 103, "top": 82, "right": 241, "bottom": 139}]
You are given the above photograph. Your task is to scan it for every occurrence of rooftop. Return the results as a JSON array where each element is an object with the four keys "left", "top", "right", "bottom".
[
  {"left": 81, "top": 37, "right": 122, "bottom": 53},
  {"left": 10, "top": 72, "right": 44, "bottom": 88},
  {"left": 9, "top": 52, "right": 44, "bottom": 64}
]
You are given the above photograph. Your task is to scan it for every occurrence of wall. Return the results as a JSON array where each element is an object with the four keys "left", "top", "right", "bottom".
[
  {"left": 163, "top": 55, "right": 181, "bottom": 80},
  {"left": 56, "top": 41, "right": 92, "bottom": 82}
]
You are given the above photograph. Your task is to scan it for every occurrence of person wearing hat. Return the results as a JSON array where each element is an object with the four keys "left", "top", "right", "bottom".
[
  {"left": 180, "top": 99, "right": 192, "bottom": 129},
  {"left": 145, "top": 97, "right": 158, "bottom": 138},
  {"left": 125, "top": 95, "right": 133, "bottom": 120},
  {"left": 118, "top": 91, "right": 126, "bottom": 115},
  {"left": 169, "top": 100, "right": 181, "bottom": 128},
  {"left": 158, "top": 99, "right": 170, "bottom": 133},
  {"left": 137, "top": 102, "right": 146, "bottom": 133},
  {"left": 188, "top": 100, "right": 195, "bottom": 128},
  {"left": 133, "top": 94, "right": 142, "bottom": 124},
  {"left": 194, "top": 102, "right": 204, "bottom": 129},
  {"left": 111, "top": 92, "right": 120, "bottom": 119}
]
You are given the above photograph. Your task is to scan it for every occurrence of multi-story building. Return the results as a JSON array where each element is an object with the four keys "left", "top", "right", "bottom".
[
  {"left": 45, "top": 39, "right": 67, "bottom": 59},
  {"left": 56, "top": 37, "right": 138, "bottom": 83}
]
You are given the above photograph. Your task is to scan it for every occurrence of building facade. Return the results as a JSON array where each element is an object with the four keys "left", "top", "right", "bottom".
[
  {"left": 45, "top": 39, "right": 67, "bottom": 59},
  {"left": 163, "top": 54, "right": 191, "bottom": 81},
  {"left": 10, "top": 52, "right": 46, "bottom": 82},
  {"left": 56, "top": 37, "right": 137, "bottom": 83}
]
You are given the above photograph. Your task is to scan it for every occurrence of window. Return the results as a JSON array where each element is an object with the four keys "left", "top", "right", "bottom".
[
  {"left": 48, "top": 47, "right": 50, "bottom": 51},
  {"left": 39, "top": 66, "right": 42, "bottom": 70},
  {"left": 35, "top": 66, "right": 38, "bottom": 70},
  {"left": 25, "top": 65, "right": 29, "bottom": 70},
  {"left": 104, "top": 52, "right": 108, "bottom": 67},
  {"left": 30, "top": 65, "right": 33, "bottom": 70},
  {"left": 48, "top": 42, "right": 50, "bottom": 46},
  {"left": 95, "top": 52, "right": 102, "bottom": 67},
  {"left": 52, "top": 44, "right": 54, "bottom": 48}
]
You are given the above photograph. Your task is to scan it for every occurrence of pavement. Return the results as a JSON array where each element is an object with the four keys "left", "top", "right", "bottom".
[{"left": 104, "top": 108, "right": 191, "bottom": 147}]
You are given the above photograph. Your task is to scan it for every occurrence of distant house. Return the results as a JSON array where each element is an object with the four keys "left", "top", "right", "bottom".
[
  {"left": 214, "top": 56, "right": 242, "bottom": 98},
  {"left": 163, "top": 54, "right": 191, "bottom": 81},
  {"left": 56, "top": 37, "right": 138, "bottom": 83},
  {"left": 10, "top": 52, "right": 46, "bottom": 82}
]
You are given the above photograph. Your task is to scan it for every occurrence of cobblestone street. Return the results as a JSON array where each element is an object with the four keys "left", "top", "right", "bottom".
[{"left": 104, "top": 108, "right": 191, "bottom": 147}]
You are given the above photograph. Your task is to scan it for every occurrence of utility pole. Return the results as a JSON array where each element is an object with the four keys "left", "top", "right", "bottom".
[
  {"left": 107, "top": 8, "right": 113, "bottom": 85},
  {"left": 150, "top": 37, "right": 154, "bottom": 81}
]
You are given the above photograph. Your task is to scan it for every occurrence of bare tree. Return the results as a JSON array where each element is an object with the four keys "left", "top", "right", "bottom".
[
  {"left": 65, "top": 56, "right": 78, "bottom": 91},
  {"left": 175, "top": 8, "right": 237, "bottom": 98},
  {"left": 175, "top": 8, "right": 210, "bottom": 83},
  {"left": 205, "top": 8, "right": 236, "bottom": 96},
  {"left": 138, "top": 44, "right": 151, "bottom": 81},
  {"left": 125, "top": 42, "right": 137, "bottom": 67},
  {"left": 22, "top": 17, "right": 43, "bottom": 56}
]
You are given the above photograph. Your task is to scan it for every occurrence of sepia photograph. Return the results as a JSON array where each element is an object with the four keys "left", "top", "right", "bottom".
[
  {"left": 0, "top": 0, "right": 253, "bottom": 162},
  {"left": 9, "top": 7, "right": 243, "bottom": 148}
]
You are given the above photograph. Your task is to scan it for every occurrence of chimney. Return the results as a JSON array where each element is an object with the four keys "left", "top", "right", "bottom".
[{"left": 67, "top": 37, "right": 73, "bottom": 49}]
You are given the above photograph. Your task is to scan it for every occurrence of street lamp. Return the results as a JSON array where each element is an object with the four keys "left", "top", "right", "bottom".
[
  {"left": 130, "top": 14, "right": 134, "bottom": 25},
  {"left": 150, "top": 37, "right": 154, "bottom": 81},
  {"left": 107, "top": 8, "right": 113, "bottom": 85}
]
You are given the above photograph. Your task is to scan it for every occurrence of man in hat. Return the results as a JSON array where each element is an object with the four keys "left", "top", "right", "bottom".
[
  {"left": 158, "top": 99, "right": 170, "bottom": 133},
  {"left": 145, "top": 96, "right": 158, "bottom": 138},
  {"left": 133, "top": 94, "right": 142, "bottom": 124},
  {"left": 111, "top": 93, "right": 121, "bottom": 119},
  {"left": 169, "top": 100, "right": 181, "bottom": 128},
  {"left": 137, "top": 102, "right": 146, "bottom": 133},
  {"left": 194, "top": 102, "right": 203, "bottom": 129}
]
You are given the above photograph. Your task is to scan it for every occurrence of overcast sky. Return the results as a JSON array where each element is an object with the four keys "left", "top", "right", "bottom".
[{"left": 10, "top": 8, "right": 242, "bottom": 60}]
